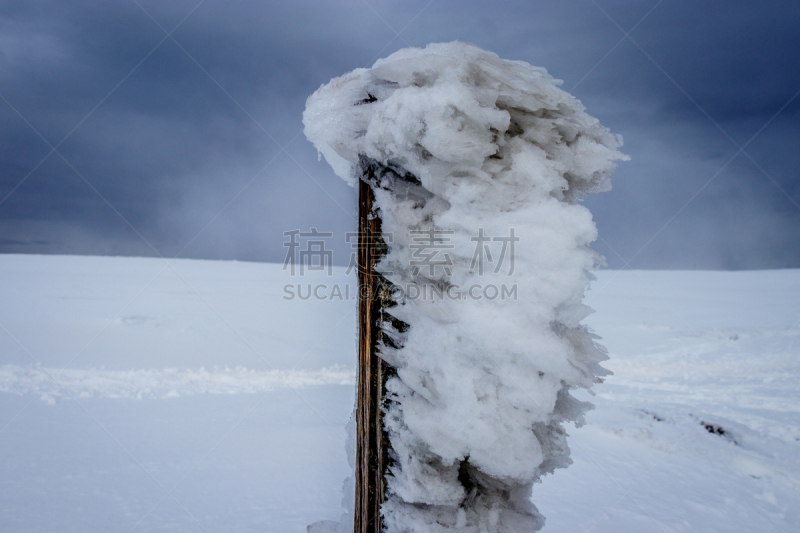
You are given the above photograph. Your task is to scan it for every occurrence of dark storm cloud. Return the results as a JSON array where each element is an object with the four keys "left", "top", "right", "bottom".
[{"left": 0, "top": 0, "right": 798, "bottom": 268}]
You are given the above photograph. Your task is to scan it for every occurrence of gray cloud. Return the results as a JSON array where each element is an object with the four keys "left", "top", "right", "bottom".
[{"left": 0, "top": 0, "right": 798, "bottom": 269}]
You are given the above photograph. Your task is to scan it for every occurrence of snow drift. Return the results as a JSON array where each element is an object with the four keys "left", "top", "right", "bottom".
[{"left": 304, "top": 42, "right": 627, "bottom": 532}]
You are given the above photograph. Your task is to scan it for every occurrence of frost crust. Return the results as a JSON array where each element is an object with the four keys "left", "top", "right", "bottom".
[{"left": 304, "top": 42, "right": 627, "bottom": 532}]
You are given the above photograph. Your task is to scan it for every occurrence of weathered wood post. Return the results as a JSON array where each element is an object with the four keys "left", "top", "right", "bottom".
[
  {"left": 304, "top": 42, "right": 626, "bottom": 533},
  {"left": 354, "top": 156, "right": 416, "bottom": 533},
  {"left": 355, "top": 168, "right": 389, "bottom": 533}
]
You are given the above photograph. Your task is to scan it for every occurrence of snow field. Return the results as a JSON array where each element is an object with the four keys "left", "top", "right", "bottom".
[{"left": 0, "top": 255, "right": 798, "bottom": 532}]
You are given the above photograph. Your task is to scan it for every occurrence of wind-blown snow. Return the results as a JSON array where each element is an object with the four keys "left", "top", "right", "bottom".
[{"left": 304, "top": 42, "right": 628, "bottom": 531}]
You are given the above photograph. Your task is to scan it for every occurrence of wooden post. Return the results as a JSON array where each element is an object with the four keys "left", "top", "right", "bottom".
[{"left": 355, "top": 174, "right": 388, "bottom": 533}]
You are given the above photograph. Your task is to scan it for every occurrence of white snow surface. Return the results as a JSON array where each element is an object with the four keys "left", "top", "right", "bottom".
[
  {"left": 0, "top": 254, "right": 799, "bottom": 532},
  {"left": 0, "top": 365, "right": 354, "bottom": 403},
  {"left": 304, "top": 42, "right": 628, "bottom": 531}
]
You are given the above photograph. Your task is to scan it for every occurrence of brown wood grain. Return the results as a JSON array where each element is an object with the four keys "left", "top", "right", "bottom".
[{"left": 355, "top": 175, "right": 388, "bottom": 533}]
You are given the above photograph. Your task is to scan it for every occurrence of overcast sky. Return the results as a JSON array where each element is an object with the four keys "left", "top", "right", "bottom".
[{"left": 1, "top": 0, "right": 798, "bottom": 269}]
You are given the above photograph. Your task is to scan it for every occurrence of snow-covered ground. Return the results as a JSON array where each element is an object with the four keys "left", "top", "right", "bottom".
[{"left": 0, "top": 254, "right": 797, "bottom": 532}]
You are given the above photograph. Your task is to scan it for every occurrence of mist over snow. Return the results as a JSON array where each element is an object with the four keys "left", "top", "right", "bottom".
[{"left": 0, "top": 1, "right": 798, "bottom": 269}]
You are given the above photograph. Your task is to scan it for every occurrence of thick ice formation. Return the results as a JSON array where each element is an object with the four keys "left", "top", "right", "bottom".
[{"left": 304, "top": 42, "right": 627, "bottom": 532}]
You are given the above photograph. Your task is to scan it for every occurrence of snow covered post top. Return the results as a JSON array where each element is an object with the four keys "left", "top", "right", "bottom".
[
  {"left": 304, "top": 42, "right": 628, "bottom": 533},
  {"left": 305, "top": 42, "right": 625, "bottom": 197}
]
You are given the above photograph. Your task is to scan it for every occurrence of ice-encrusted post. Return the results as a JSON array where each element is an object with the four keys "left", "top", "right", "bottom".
[
  {"left": 355, "top": 167, "right": 388, "bottom": 533},
  {"left": 354, "top": 156, "right": 417, "bottom": 533},
  {"left": 304, "top": 42, "right": 628, "bottom": 533}
]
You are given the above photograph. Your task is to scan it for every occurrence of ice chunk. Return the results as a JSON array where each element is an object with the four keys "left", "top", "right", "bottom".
[{"left": 304, "top": 41, "right": 627, "bottom": 532}]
